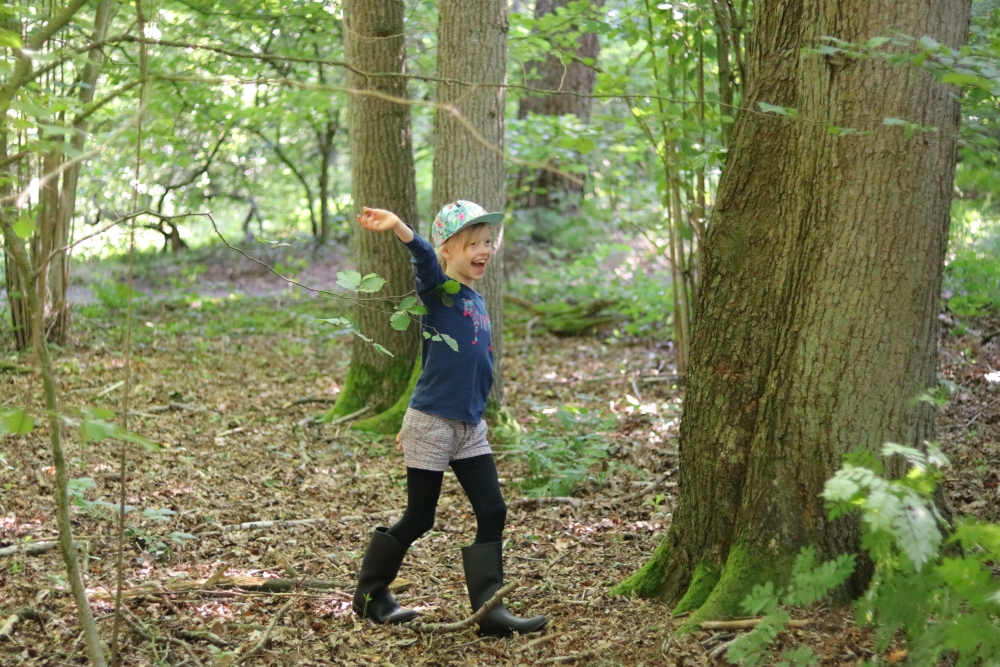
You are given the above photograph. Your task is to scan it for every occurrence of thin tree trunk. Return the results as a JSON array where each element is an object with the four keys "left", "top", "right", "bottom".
[
  {"left": 517, "top": 0, "right": 603, "bottom": 210},
  {"left": 614, "top": 0, "right": 970, "bottom": 626},
  {"left": 0, "top": 212, "right": 107, "bottom": 666},
  {"left": 332, "top": 0, "right": 420, "bottom": 432},
  {"left": 433, "top": 0, "right": 509, "bottom": 418},
  {"left": 317, "top": 119, "right": 336, "bottom": 246},
  {"left": 49, "top": 0, "right": 116, "bottom": 345}
]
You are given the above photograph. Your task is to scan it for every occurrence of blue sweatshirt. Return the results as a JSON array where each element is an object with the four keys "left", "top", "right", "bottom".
[{"left": 403, "top": 232, "right": 493, "bottom": 424}]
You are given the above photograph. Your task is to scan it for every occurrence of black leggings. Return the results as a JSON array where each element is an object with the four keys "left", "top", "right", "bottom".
[{"left": 386, "top": 454, "right": 507, "bottom": 548}]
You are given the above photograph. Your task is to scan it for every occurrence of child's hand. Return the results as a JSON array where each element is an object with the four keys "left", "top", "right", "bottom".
[
  {"left": 396, "top": 431, "right": 402, "bottom": 453},
  {"left": 357, "top": 207, "right": 401, "bottom": 233},
  {"left": 357, "top": 207, "right": 413, "bottom": 243}
]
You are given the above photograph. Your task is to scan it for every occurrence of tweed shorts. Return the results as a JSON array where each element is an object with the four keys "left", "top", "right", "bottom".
[{"left": 399, "top": 408, "right": 491, "bottom": 471}]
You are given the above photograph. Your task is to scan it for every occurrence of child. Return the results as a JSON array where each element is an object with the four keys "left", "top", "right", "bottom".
[{"left": 351, "top": 201, "right": 547, "bottom": 637}]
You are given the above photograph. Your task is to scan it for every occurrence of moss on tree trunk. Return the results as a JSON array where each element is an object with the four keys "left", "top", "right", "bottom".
[{"left": 352, "top": 353, "right": 422, "bottom": 434}]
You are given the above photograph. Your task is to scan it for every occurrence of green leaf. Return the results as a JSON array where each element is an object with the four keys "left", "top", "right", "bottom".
[
  {"left": 81, "top": 418, "right": 118, "bottom": 442},
  {"left": 13, "top": 211, "right": 35, "bottom": 239},
  {"left": 758, "top": 102, "right": 797, "bottom": 117},
  {"left": 441, "top": 295, "right": 454, "bottom": 308},
  {"left": 440, "top": 334, "right": 458, "bottom": 352},
  {"left": 143, "top": 507, "right": 175, "bottom": 521},
  {"left": 941, "top": 72, "right": 993, "bottom": 90},
  {"left": 397, "top": 296, "right": 418, "bottom": 312},
  {"left": 442, "top": 280, "right": 461, "bottom": 294},
  {"left": 422, "top": 331, "right": 432, "bottom": 339},
  {"left": 0, "top": 28, "right": 22, "bottom": 49},
  {"left": 866, "top": 36, "right": 891, "bottom": 49},
  {"left": 390, "top": 311, "right": 411, "bottom": 331},
  {"left": 318, "top": 317, "right": 352, "bottom": 327},
  {"left": 410, "top": 304, "right": 427, "bottom": 315},
  {"left": 121, "top": 430, "right": 161, "bottom": 451},
  {"left": 67, "top": 477, "right": 97, "bottom": 498},
  {"left": 1, "top": 408, "right": 34, "bottom": 435},
  {"left": 335, "top": 270, "right": 362, "bottom": 291},
  {"left": 893, "top": 492, "right": 941, "bottom": 571},
  {"left": 358, "top": 273, "right": 387, "bottom": 293},
  {"left": 883, "top": 117, "right": 909, "bottom": 126},
  {"left": 372, "top": 342, "right": 394, "bottom": 357},
  {"left": 823, "top": 473, "right": 860, "bottom": 502}
]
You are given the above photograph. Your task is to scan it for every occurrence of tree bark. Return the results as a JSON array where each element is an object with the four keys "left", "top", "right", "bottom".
[
  {"left": 432, "top": 0, "right": 509, "bottom": 416},
  {"left": 613, "top": 0, "right": 970, "bottom": 626},
  {"left": 517, "top": 0, "right": 602, "bottom": 210},
  {"left": 331, "top": 0, "right": 420, "bottom": 430}
]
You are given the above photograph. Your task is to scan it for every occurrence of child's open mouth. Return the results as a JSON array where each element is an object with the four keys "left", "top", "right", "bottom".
[{"left": 472, "top": 260, "right": 486, "bottom": 272}]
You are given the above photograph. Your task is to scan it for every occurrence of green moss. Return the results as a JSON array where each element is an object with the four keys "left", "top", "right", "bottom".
[
  {"left": 352, "top": 354, "right": 421, "bottom": 434},
  {"left": 322, "top": 355, "right": 413, "bottom": 422},
  {"left": 610, "top": 536, "right": 672, "bottom": 598},
  {"left": 678, "top": 542, "right": 794, "bottom": 633},
  {"left": 672, "top": 562, "right": 721, "bottom": 617}
]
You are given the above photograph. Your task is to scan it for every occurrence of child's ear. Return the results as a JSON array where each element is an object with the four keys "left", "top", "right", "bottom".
[{"left": 439, "top": 243, "right": 453, "bottom": 259}]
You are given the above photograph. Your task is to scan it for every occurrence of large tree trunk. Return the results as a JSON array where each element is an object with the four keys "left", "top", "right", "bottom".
[
  {"left": 517, "top": 0, "right": 602, "bottom": 210},
  {"left": 331, "top": 0, "right": 420, "bottom": 432},
  {"left": 432, "top": 0, "right": 509, "bottom": 417},
  {"left": 613, "top": 0, "right": 970, "bottom": 626}
]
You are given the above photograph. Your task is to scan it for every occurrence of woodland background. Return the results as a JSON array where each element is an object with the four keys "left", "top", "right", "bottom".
[{"left": 1, "top": 0, "right": 1000, "bottom": 665}]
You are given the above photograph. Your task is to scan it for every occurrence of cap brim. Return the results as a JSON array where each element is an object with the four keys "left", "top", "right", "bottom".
[{"left": 467, "top": 212, "right": 504, "bottom": 226}]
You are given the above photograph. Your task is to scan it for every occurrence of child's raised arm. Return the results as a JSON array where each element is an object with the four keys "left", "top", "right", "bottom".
[{"left": 357, "top": 207, "right": 414, "bottom": 243}]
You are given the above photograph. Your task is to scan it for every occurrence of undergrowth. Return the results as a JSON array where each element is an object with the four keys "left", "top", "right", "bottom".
[{"left": 730, "top": 443, "right": 1000, "bottom": 667}]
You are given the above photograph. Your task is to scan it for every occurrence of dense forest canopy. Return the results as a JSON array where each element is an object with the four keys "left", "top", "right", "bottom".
[{"left": 2, "top": 0, "right": 1000, "bottom": 665}]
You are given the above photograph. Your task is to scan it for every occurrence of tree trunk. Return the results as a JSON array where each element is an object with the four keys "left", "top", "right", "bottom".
[
  {"left": 517, "top": 0, "right": 602, "bottom": 210},
  {"left": 432, "top": 0, "right": 509, "bottom": 418},
  {"left": 613, "top": 0, "right": 970, "bottom": 626},
  {"left": 331, "top": 0, "right": 420, "bottom": 432},
  {"left": 49, "top": 0, "right": 115, "bottom": 345},
  {"left": 317, "top": 118, "right": 336, "bottom": 246}
]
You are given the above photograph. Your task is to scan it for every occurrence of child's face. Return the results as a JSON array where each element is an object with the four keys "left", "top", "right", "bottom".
[{"left": 441, "top": 225, "right": 493, "bottom": 285}]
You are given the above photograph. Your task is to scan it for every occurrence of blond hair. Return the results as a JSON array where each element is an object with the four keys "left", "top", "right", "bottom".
[{"left": 436, "top": 222, "right": 492, "bottom": 272}]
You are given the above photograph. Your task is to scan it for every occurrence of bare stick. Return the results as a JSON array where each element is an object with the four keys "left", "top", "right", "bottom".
[
  {"left": 225, "top": 518, "right": 324, "bottom": 531},
  {"left": 174, "top": 629, "right": 231, "bottom": 649},
  {"left": 542, "top": 651, "right": 597, "bottom": 664},
  {"left": 233, "top": 599, "right": 295, "bottom": 665},
  {"left": 509, "top": 497, "right": 581, "bottom": 509},
  {"left": 700, "top": 618, "right": 812, "bottom": 631},
  {"left": 0, "top": 607, "right": 44, "bottom": 642},
  {"left": 204, "top": 562, "right": 229, "bottom": 588},
  {"left": 0, "top": 540, "right": 83, "bottom": 558},
  {"left": 516, "top": 632, "right": 563, "bottom": 652},
  {"left": 616, "top": 469, "right": 677, "bottom": 504},
  {"left": 407, "top": 582, "right": 517, "bottom": 634}
]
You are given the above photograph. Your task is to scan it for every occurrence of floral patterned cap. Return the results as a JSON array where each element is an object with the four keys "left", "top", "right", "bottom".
[{"left": 430, "top": 200, "right": 504, "bottom": 248}]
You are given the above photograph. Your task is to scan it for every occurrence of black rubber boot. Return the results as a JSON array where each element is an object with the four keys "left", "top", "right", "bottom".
[
  {"left": 352, "top": 527, "right": 419, "bottom": 624},
  {"left": 461, "top": 541, "right": 547, "bottom": 637}
]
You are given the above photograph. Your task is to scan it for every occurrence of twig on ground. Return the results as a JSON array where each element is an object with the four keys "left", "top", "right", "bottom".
[
  {"left": 174, "top": 628, "right": 231, "bottom": 648},
  {"left": 0, "top": 540, "right": 83, "bottom": 558},
  {"left": 708, "top": 638, "right": 737, "bottom": 660},
  {"left": 233, "top": 599, "right": 295, "bottom": 665},
  {"left": 282, "top": 396, "right": 336, "bottom": 409},
  {"left": 204, "top": 562, "right": 229, "bottom": 588},
  {"left": 542, "top": 651, "right": 597, "bottom": 664},
  {"left": 0, "top": 607, "right": 45, "bottom": 641},
  {"left": 509, "top": 497, "right": 581, "bottom": 509},
  {"left": 87, "top": 575, "right": 353, "bottom": 600},
  {"left": 616, "top": 469, "right": 677, "bottom": 504},
  {"left": 226, "top": 517, "right": 324, "bottom": 531},
  {"left": 700, "top": 618, "right": 812, "bottom": 631},
  {"left": 406, "top": 582, "right": 517, "bottom": 634},
  {"left": 516, "top": 632, "right": 563, "bottom": 652},
  {"left": 296, "top": 404, "right": 371, "bottom": 428}
]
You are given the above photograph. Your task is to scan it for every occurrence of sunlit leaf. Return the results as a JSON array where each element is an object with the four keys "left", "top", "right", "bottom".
[
  {"left": 358, "top": 273, "right": 386, "bottom": 293},
  {"left": 390, "top": 311, "right": 410, "bottom": 331},
  {"left": 336, "top": 270, "right": 362, "bottom": 291},
  {"left": 2, "top": 408, "right": 34, "bottom": 435}
]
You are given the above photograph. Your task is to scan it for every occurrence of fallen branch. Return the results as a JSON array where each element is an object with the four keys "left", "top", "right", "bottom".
[
  {"left": 174, "top": 628, "right": 231, "bottom": 648},
  {"left": 542, "top": 651, "right": 597, "bottom": 664},
  {"left": 516, "top": 632, "right": 563, "bottom": 652},
  {"left": 87, "top": 575, "right": 353, "bottom": 601},
  {"left": 509, "top": 497, "right": 581, "bottom": 509},
  {"left": 616, "top": 469, "right": 677, "bottom": 504},
  {"left": 281, "top": 396, "right": 336, "bottom": 409},
  {"left": 406, "top": 582, "right": 516, "bottom": 634},
  {"left": 0, "top": 607, "right": 45, "bottom": 641},
  {"left": 0, "top": 539, "right": 82, "bottom": 558},
  {"left": 226, "top": 517, "right": 324, "bottom": 531},
  {"left": 234, "top": 599, "right": 295, "bottom": 665},
  {"left": 297, "top": 404, "right": 371, "bottom": 428},
  {"left": 700, "top": 618, "right": 812, "bottom": 631}
]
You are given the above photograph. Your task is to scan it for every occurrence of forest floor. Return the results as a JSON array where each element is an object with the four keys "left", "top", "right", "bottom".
[{"left": 0, "top": 246, "right": 998, "bottom": 667}]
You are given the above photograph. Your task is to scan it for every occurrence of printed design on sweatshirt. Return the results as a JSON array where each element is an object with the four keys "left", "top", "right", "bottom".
[{"left": 462, "top": 298, "right": 491, "bottom": 349}]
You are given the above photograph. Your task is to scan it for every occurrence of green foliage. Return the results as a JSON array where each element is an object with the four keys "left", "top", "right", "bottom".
[
  {"left": 511, "top": 244, "right": 674, "bottom": 338},
  {"left": 92, "top": 282, "right": 146, "bottom": 311},
  {"left": 731, "top": 443, "right": 1000, "bottom": 667},
  {"left": 944, "top": 249, "right": 1000, "bottom": 316},
  {"left": 506, "top": 404, "right": 613, "bottom": 497}
]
